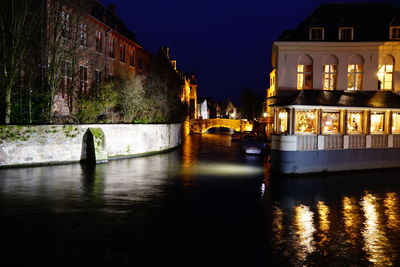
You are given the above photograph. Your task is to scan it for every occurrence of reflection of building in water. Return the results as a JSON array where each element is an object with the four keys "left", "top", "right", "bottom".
[
  {"left": 294, "top": 205, "right": 316, "bottom": 261},
  {"left": 361, "top": 193, "right": 392, "bottom": 266}
]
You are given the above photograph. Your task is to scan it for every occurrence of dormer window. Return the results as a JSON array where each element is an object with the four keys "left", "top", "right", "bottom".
[
  {"left": 339, "top": 27, "right": 354, "bottom": 41},
  {"left": 389, "top": 26, "right": 400, "bottom": 40},
  {"left": 309, "top": 27, "right": 324, "bottom": 40}
]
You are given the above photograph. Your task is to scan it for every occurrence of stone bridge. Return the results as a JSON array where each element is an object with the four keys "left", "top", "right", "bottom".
[{"left": 189, "top": 119, "right": 253, "bottom": 134}]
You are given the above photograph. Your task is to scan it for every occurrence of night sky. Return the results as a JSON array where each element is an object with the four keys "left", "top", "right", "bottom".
[{"left": 100, "top": 0, "right": 399, "bottom": 104}]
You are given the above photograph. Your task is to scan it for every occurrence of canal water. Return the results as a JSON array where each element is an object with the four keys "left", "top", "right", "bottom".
[{"left": 1, "top": 133, "right": 400, "bottom": 266}]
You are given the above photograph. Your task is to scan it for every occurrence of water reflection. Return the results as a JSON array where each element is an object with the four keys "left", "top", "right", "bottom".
[
  {"left": 361, "top": 193, "right": 392, "bottom": 266},
  {"left": 294, "top": 204, "right": 316, "bottom": 262},
  {"left": 271, "top": 171, "right": 400, "bottom": 266}
]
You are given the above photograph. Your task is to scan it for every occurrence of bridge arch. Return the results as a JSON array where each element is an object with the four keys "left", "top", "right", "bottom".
[{"left": 190, "top": 119, "right": 253, "bottom": 134}]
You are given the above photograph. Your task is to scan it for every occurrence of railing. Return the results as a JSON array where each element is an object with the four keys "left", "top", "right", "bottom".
[
  {"left": 297, "top": 135, "right": 317, "bottom": 151},
  {"left": 324, "top": 135, "right": 343, "bottom": 150},
  {"left": 371, "top": 134, "right": 388, "bottom": 148},
  {"left": 349, "top": 135, "right": 366, "bottom": 149}
]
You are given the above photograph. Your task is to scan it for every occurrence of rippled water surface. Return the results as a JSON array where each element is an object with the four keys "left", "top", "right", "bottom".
[{"left": 1, "top": 133, "right": 400, "bottom": 266}]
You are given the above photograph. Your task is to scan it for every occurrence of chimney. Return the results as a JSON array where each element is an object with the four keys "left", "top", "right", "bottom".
[
  {"left": 161, "top": 47, "right": 170, "bottom": 59},
  {"left": 108, "top": 4, "right": 116, "bottom": 15}
]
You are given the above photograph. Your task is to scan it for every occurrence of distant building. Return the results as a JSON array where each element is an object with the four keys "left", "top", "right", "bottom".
[
  {"left": 198, "top": 100, "right": 209, "bottom": 119},
  {"left": 268, "top": 3, "right": 400, "bottom": 174},
  {"left": 162, "top": 47, "right": 198, "bottom": 120}
]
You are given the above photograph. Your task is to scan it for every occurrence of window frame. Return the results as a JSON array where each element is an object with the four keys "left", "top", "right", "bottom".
[
  {"left": 95, "top": 30, "right": 103, "bottom": 53},
  {"left": 322, "top": 64, "right": 337, "bottom": 90},
  {"left": 347, "top": 64, "right": 363, "bottom": 90},
  {"left": 309, "top": 27, "right": 324, "bottom": 41},
  {"left": 389, "top": 26, "right": 400, "bottom": 40},
  {"left": 79, "top": 65, "right": 88, "bottom": 93},
  {"left": 339, "top": 27, "right": 354, "bottom": 41},
  {"left": 378, "top": 64, "right": 394, "bottom": 90},
  {"left": 297, "top": 64, "right": 313, "bottom": 90}
]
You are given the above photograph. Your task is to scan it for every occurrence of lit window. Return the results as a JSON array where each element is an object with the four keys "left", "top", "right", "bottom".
[
  {"left": 309, "top": 27, "right": 324, "bottom": 40},
  {"left": 378, "top": 65, "right": 393, "bottom": 90},
  {"left": 108, "top": 38, "right": 115, "bottom": 58},
  {"left": 322, "top": 111, "right": 340, "bottom": 134},
  {"left": 295, "top": 110, "right": 317, "bottom": 134},
  {"left": 95, "top": 31, "right": 103, "bottom": 52},
  {"left": 347, "top": 112, "right": 363, "bottom": 134},
  {"left": 323, "top": 65, "right": 337, "bottom": 90},
  {"left": 392, "top": 113, "right": 400, "bottom": 134},
  {"left": 277, "top": 110, "right": 288, "bottom": 133},
  {"left": 347, "top": 64, "right": 363, "bottom": 90},
  {"left": 80, "top": 23, "right": 87, "bottom": 46},
  {"left": 389, "top": 26, "right": 400, "bottom": 40},
  {"left": 297, "top": 65, "right": 313, "bottom": 89},
  {"left": 370, "top": 112, "right": 385, "bottom": 134},
  {"left": 339, "top": 27, "right": 354, "bottom": 41}
]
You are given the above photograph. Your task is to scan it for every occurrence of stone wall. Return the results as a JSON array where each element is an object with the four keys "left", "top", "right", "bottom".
[{"left": 0, "top": 124, "right": 182, "bottom": 167}]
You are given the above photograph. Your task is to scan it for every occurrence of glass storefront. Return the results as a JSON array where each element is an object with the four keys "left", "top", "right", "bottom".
[
  {"left": 370, "top": 112, "right": 385, "bottom": 133},
  {"left": 392, "top": 112, "right": 400, "bottom": 134},
  {"left": 322, "top": 111, "right": 340, "bottom": 134},
  {"left": 347, "top": 112, "right": 363, "bottom": 134},
  {"left": 277, "top": 110, "right": 288, "bottom": 133},
  {"left": 295, "top": 110, "right": 317, "bottom": 134}
]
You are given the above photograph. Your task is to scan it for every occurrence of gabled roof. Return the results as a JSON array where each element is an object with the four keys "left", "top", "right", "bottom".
[
  {"left": 270, "top": 90, "right": 400, "bottom": 109},
  {"left": 279, "top": 3, "right": 400, "bottom": 42},
  {"left": 90, "top": 1, "right": 140, "bottom": 45}
]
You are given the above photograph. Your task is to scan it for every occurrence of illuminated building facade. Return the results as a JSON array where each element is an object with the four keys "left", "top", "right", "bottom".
[
  {"left": 52, "top": 2, "right": 152, "bottom": 115},
  {"left": 268, "top": 3, "right": 400, "bottom": 174}
]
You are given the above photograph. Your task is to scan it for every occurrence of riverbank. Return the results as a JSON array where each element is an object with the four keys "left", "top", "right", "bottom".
[{"left": 0, "top": 124, "right": 182, "bottom": 167}]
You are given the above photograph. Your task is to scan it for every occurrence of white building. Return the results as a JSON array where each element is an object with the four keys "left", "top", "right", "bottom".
[{"left": 268, "top": 3, "right": 400, "bottom": 174}]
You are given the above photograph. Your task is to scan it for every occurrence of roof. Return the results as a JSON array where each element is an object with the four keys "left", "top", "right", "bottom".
[
  {"left": 279, "top": 3, "right": 400, "bottom": 42},
  {"left": 270, "top": 90, "right": 400, "bottom": 109},
  {"left": 90, "top": 1, "right": 140, "bottom": 45}
]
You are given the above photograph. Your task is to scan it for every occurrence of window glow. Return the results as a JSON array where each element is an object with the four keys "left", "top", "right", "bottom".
[
  {"left": 370, "top": 113, "right": 384, "bottom": 134},
  {"left": 322, "top": 111, "right": 340, "bottom": 134},
  {"left": 378, "top": 65, "right": 393, "bottom": 90},
  {"left": 347, "top": 64, "right": 363, "bottom": 90},
  {"left": 392, "top": 113, "right": 400, "bottom": 134},
  {"left": 323, "top": 65, "right": 337, "bottom": 90},
  {"left": 297, "top": 65, "right": 312, "bottom": 90},
  {"left": 277, "top": 110, "right": 288, "bottom": 133},
  {"left": 347, "top": 112, "right": 363, "bottom": 134},
  {"left": 295, "top": 110, "right": 317, "bottom": 134}
]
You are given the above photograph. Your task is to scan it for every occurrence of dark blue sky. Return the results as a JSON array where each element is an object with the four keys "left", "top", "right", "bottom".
[{"left": 100, "top": 0, "right": 398, "bottom": 103}]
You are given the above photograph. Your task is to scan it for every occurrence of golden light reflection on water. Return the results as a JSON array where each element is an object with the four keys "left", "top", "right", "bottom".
[
  {"left": 272, "top": 206, "right": 284, "bottom": 246},
  {"left": 294, "top": 205, "right": 316, "bottom": 261},
  {"left": 317, "top": 201, "right": 330, "bottom": 251},
  {"left": 361, "top": 193, "right": 392, "bottom": 266},
  {"left": 317, "top": 201, "right": 330, "bottom": 233},
  {"left": 384, "top": 192, "right": 400, "bottom": 231},
  {"left": 342, "top": 196, "right": 362, "bottom": 245}
]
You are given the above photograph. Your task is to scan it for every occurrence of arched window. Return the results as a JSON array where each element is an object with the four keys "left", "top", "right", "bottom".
[
  {"left": 347, "top": 55, "right": 364, "bottom": 90},
  {"left": 378, "top": 55, "right": 394, "bottom": 90},
  {"left": 323, "top": 55, "right": 338, "bottom": 90},
  {"left": 297, "top": 55, "right": 313, "bottom": 90}
]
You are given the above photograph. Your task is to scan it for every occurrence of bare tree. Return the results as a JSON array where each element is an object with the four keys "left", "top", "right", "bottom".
[
  {"left": 44, "top": 0, "right": 94, "bottom": 122},
  {"left": 0, "top": 0, "right": 37, "bottom": 124}
]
